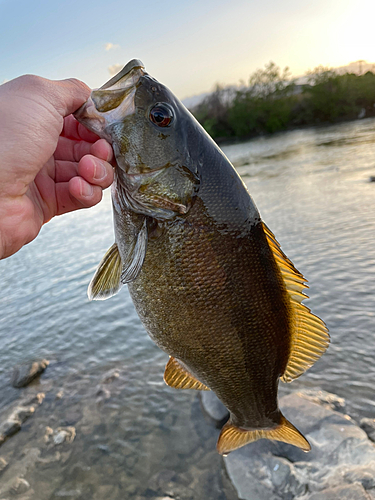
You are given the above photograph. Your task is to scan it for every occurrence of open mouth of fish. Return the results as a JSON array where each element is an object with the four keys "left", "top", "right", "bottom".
[{"left": 74, "top": 59, "right": 146, "bottom": 176}]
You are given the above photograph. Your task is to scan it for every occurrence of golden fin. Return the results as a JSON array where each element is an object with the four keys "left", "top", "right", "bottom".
[
  {"left": 164, "top": 357, "right": 210, "bottom": 391},
  {"left": 217, "top": 414, "right": 310, "bottom": 455},
  {"left": 88, "top": 243, "right": 122, "bottom": 301},
  {"left": 262, "top": 222, "right": 329, "bottom": 382}
]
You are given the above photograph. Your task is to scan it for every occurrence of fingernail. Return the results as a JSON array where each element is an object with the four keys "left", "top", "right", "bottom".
[
  {"left": 93, "top": 161, "right": 107, "bottom": 181},
  {"left": 81, "top": 182, "right": 94, "bottom": 197}
]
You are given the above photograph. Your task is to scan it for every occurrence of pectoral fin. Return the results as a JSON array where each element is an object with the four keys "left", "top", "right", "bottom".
[
  {"left": 88, "top": 243, "right": 122, "bottom": 301},
  {"left": 164, "top": 357, "right": 210, "bottom": 391},
  {"left": 120, "top": 218, "right": 148, "bottom": 283},
  {"left": 88, "top": 217, "right": 148, "bottom": 299},
  {"left": 217, "top": 414, "right": 310, "bottom": 455}
]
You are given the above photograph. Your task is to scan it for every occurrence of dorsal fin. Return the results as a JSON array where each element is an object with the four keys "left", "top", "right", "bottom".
[
  {"left": 262, "top": 222, "right": 329, "bottom": 382},
  {"left": 164, "top": 357, "right": 210, "bottom": 391}
]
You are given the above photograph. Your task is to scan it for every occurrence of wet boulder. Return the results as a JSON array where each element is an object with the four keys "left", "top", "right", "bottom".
[
  {"left": 44, "top": 426, "right": 76, "bottom": 445},
  {"left": 11, "top": 359, "right": 49, "bottom": 388},
  {"left": 199, "top": 391, "right": 229, "bottom": 428},
  {"left": 0, "top": 393, "right": 45, "bottom": 447},
  {"left": 360, "top": 417, "right": 375, "bottom": 442},
  {"left": 222, "top": 390, "right": 375, "bottom": 500}
]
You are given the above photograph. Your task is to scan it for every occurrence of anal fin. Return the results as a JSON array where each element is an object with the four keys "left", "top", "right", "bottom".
[
  {"left": 217, "top": 414, "right": 310, "bottom": 455},
  {"left": 88, "top": 243, "right": 122, "bottom": 301},
  {"left": 164, "top": 357, "right": 210, "bottom": 391}
]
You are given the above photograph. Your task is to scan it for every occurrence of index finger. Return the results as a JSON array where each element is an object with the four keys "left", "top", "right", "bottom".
[{"left": 61, "top": 115, "right": 100, "bottom": 143}]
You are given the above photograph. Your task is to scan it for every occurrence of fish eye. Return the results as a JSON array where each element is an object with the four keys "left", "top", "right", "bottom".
[{"left": 149, "top": 103, "right": 174, "bottom": 127}]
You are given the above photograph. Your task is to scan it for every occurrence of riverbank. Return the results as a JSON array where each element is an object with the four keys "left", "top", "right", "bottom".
[{"left": 193, "top": 64, "right": 375, "bottom": 143}]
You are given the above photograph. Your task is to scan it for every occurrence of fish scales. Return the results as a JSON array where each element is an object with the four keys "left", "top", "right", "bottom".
[
  {"left": 130, "top": 214, "right": 290, "bottom": 424},
  {"left": 74, "top": 59, "right": 329, "bottom": 454}
]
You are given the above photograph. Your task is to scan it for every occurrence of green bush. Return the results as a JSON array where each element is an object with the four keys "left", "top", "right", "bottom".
[{"left": 192, "top": 62, "right": 375, "bottom": 141}]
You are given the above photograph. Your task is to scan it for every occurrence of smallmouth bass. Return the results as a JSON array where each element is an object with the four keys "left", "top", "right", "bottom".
[{"left": 75, "top": 60, "right": 329, "bottom": 455}]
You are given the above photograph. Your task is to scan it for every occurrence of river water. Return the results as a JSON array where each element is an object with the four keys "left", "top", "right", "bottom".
[{"left": 1, "top": 117, "right": 375, "bottom": 498}]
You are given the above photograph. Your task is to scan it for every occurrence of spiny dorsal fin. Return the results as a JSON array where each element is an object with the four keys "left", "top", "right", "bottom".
[
  {"left": 164, "top": 357, "right": 210, "bottom": 391},
  {"left": 88, "top": 243, "right": 122, "bottom": 301},
  {"left": 262, "top": 222, "right": 329, "bottom": 382},
  {"left": 217, "top": 414, "right": 310, "bottom": 455}
]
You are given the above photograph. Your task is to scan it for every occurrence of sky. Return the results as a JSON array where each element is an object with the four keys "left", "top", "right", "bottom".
[{"left": 0, "top": 0, "right": 373, "bottom": 100}]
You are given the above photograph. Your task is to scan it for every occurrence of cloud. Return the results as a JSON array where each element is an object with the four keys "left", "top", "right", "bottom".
[
  {"left": 108, "top": 64, "right": 123, "bottom": 76},
  {"left": 105, "top": 43, "right": 120, "bottom": 51}
]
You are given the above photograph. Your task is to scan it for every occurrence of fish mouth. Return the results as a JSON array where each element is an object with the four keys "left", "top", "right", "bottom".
[
  {"left": 74, "top": 59, "right": 145, "bottom": 140},
  {"left": 99, "top": 59, "right": 145, "bottom": 90}
]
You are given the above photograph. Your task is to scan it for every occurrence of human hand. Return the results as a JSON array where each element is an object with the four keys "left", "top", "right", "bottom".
[{"left": 0, "top": 75, "right": 114, "bottom": 260}]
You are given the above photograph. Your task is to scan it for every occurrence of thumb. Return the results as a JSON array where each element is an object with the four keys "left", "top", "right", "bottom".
[{"left": 47, "top": 78, "right": 91, "bottom": 117}]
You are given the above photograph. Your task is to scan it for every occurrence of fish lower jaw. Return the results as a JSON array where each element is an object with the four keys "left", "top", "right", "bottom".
[{"left": 74, "top": 99, "right": 109, "bottom": 139}]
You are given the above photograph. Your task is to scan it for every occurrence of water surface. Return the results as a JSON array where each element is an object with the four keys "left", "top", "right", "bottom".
[{"left": 1, "top": 118, "right": 375, "bottom": 498}]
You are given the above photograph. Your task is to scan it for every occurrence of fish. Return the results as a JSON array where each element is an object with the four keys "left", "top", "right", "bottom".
[{"left": 74, "top": 59, "right": 329, "bottom": 455}]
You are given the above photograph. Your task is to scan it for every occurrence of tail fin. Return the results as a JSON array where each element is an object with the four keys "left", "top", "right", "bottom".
[{"left": 217, "top": 414, "right": 310, "bottom": 455}]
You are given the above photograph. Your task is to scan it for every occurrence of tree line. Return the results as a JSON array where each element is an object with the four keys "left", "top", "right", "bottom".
[{"left": 192, "top": 62, "right": 375, "bottom": 141}]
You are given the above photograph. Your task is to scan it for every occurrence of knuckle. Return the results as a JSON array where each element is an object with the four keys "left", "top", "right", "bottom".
[{"left": 10, "top": 74, "right": 48, "bottom": 93}]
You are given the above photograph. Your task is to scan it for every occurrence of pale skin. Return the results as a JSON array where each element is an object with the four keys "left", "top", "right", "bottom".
[{"left": 0, "top": 75, "right": 114, "bottom": 260}]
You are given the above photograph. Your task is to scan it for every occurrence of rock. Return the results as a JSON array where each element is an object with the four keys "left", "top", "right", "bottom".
[
  {"left": 62, "top": 406, "right": 82, "bottom": 426},
  {"left": 19, "top": 393, "right": 45, "bottom": 407},
  {"left": 223, "top": 390, "right": 375, "bottom": 500},
  {"left": 55, "top": 390, "right": 64, "bottom": 400},
  {"left": 0, "top": 457, "right": 8, "bottom": 473},
  {"left": 305, "top": 483, "right": 370, "bottom": 500},
  {"left": 199, "top": 392, "right": 229, "bottom": 427},
  {"left": 101, "top": 369, "right": 120, "bottom": 384},
  {"left": 0, "top": 393, "right": 45, "bottom": 447},
  {"left": 0, "top": 448, "right": 40, "bottom": 498},
  {"left": 0, "top": 418, "right": 21, "bottom": 443},
  {"left": 369, "top": 176, "right": 375, "bottom": 182},
  {"left": 93, "top": 485, "right": 121, "bottom": 500},
  {"left": 296, "top": 389, "right": 346, "bottom": 412},
  {"left": 9, "top": 478, "right": 30, "bottom": 495},
  {"left": 360, "top": 418, "right": 375, "bottom": 442},
  {"left": 11, "top": 406, "right": 35, "bottom": 424},
  {"left": 343, "top": 466, "right": 375, "bottom": 490},
  {"left": 224, "top": 451, "right": 280, "bottom": 500},
  {"left": 147, "top": 469, "right": 176, "bottom": 493},
  {"left": 96, "top": 386, "right": 111, "bottom": 404},
  {"left": 54, "top": 489, "right": 81, "bottom": 498},
  {"left": 11, "top": 360, "right": 49, "bottom": 388},
  {"left": 44, "top": 426, "right": 76, "bottom": 446}
]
